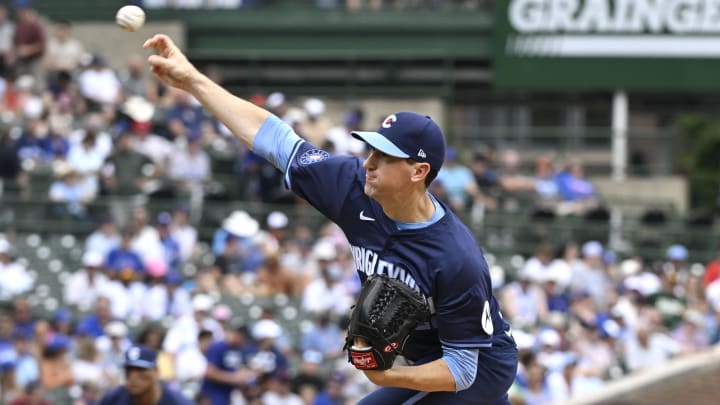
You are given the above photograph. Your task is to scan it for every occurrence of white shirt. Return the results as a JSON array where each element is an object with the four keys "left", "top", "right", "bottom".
[
  {"left": 170, "top": 224, "right": 197, "bottom": 261},
  {"left": 624, "top": 332, "right": 679, "bottom": 372},
  {"left": 301, "top": 277, "right": 353, "bottom": 316},
  {"left": 132, "top": 135, "right": 175, "bottom": 167},
  {"left": 169, "top": 147, "right": 210, "bottom": 183},
  {"left": 104, "top": 281, "right": 147, "bottom": 320},
  {"left": 0, "top": 261, "right": 33, "bottom": 299},
  {"left": 142, "top": 284, "right": 192, "bottom": 320},
  {"left": 130, "top": 226, "right": 164, "bottom": 263},
  {"left": 79, "top": 68, "right": 121, "bottom": 104},
  {"left": 63, "top": 270, "right": 111, "bottom": 309},
  {"left": 261, "top": 392, "right": 304, "bottom": 405},
  {"left": 174, "top": 346, "right": 208, "bottom": 381},
  {"left": 163, "top": 315, "right": 224, "bottom": 355}
]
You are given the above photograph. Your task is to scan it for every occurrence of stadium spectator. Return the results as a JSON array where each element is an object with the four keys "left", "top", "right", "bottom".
[
  {"left": 253, "top": 252, "right": 297, "bottom": 297},
  {"left": 11, "top": 331, "right": 39, "bottom": 392},
  {"left": 78, "top": 54, "right": 120, "bottom": 111},
  {"left": 301, "top": 241, "right": 353, "bottom": 317},
  {"left": 300, "top": 314, "right": 345, "bottom": 362},
  {"left": 436, "top": 147, "right": 477, "bottom": 211},
  {"left": 0, "top": 5, "right": 14, "bottom": 76},
  {"left": 48, "top": 163, "right": 93, "bottom": 220},
  {"left": 169, "top": 204, "right": 197, "bottom": 261},
  {"left": 501, "top": 266, "right": 548, "bottom": 329},
  {"left": 325, "top": 109, "right": 366, "bottom": 156},
  {"left": 11, "top": 2, "right": 46, "bottom": 92},
  {"left": 95, "top": 320, "right": 131, "bottom": 387},
  {"left": 39, "top": 334, "right": 74, "bottom": 402},
  {"left": 0, "top": 239, "right": 32, "bottom": 300},
  {"left": 555, "top": 160, "right": 599, "bottom": 216},
  {"left": 297, "top": 98, "right": 331, "bottom": 147},
  {"left": 168, "top": 132, "right": 211, "bottom": 214},
  {"left": 63, "top": 250, "right": 111, "bottom": 310},
  {"left": 199, "top": 321, "right": 256, "bottom": 405},
  {"left": 119, "top": 54, "right": 150, "bottom": 99},
  {"left": 0, "top": 125, "right": 26, "bottom": 196},
  {"left": 7, "top": 380, "right": 50, "bottom": 405},
  {"left": 75, "top": 297, "right": 116, "bottom": 338},
  {"left": 44, "top": 20, "right": 85, "bottom": 76},
  {"left": 67, "top": 125, "right": 108, "bottom": 199}
]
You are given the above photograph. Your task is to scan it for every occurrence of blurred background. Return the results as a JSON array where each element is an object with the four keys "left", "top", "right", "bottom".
[{"left": 1, "top": 0, "right": 720, "bottom": 404}]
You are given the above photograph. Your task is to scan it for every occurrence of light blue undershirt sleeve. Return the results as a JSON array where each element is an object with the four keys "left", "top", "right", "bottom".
[
  {"left": 252, "top": 114, "right": 304, "bottom": 173},
  {"left": 442, "top": 345, "right": 479, "bottom": 392}
]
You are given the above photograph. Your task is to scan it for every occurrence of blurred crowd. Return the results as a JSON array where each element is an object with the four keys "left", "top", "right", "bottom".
[{"left": 0, "top": 2, "right": 718, "bottom": 405}]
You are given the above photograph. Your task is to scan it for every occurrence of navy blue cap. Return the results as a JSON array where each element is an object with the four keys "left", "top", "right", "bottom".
[
  {"left": 156, "top": 211, "right": 172, "bottom": 226},
  {"left": 124, "top": 345, "right": 157, "bottom": 369},
  {"left": 352, "top": 112, "right": 446, "bottom": 171}
]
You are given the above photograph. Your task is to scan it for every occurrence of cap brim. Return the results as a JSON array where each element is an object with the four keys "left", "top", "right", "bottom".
[
  {"left": 351, "top": 131, "right": 409, "bottom": 158},
  {"left": 124, "top": 360, "right": 155, "bottom": 369}
]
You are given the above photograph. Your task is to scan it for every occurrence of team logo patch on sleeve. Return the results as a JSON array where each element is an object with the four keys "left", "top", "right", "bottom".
[{"left": 299, "top": 149, "right": 330, "bottom": 165}]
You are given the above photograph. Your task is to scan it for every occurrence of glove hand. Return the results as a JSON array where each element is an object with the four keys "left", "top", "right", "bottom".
[{"left": 344, "top": 275, "right": 430, "bottom": 370}]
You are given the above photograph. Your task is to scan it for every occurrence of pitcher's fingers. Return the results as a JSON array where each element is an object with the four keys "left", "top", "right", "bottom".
[
  {"left": 143, "top": 34, "right": 174, "bottom": 52},
  {"left": 147, "top": 54, "right": 174, "bottom": 71}
]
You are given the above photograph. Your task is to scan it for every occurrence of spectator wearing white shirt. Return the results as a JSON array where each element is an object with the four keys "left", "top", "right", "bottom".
[
  {"left": 0, "top": 239, "right": 32, "bottom": 300},
  {"left": 162, "top": 294, "right": 224, "bottom": 372},
  {"left": 623, "top": 322, "right": 680, "bottom": 373},
  {"left": 78, "top": 54, "right": 121, "bottom": 110},
  {"left": 85, "top": 217, "right": 121, "bottom": 258},
  {"left": 63, "top": 250, "right": 111, "bottom": 311},
  {"left": 44, "top": 20, "right": 85, "bottom": 75},
  {"left": 95, "top": 320, "right": 131, "bottom": 387},
  {"left": 170, "top": 205, "right": 198, "bottom": 261},
  {"left": 67, "top": 129, "right": 108, "bottom": 198},
  {"left": 105, "top": 265, "right": 147, "bottom": 321},
  {"left": 142, "top": 261, "right": 191, "bottom": 321},
  {"left": 168, "top": 132, "right": 210, "bottom": 215},
  {"left": 301, "top": 241, "right": 353, "bottom": 318}
]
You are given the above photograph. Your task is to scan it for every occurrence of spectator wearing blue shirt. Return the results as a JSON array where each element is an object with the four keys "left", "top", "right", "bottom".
[
  {"left": 200, "top": 321, "right": 257, "bottom": 405},
  {"left": 99, "top": 345, "right": 196, "bottom": 405},
  {"left": 156, "top": 212, "right": 181, "bottom": 271},
  {"left": 106, "top": 230, "right": 145, "bottom": 275},
  {"left": 75, "top": 297, "right": 114, "bottom": 338}
]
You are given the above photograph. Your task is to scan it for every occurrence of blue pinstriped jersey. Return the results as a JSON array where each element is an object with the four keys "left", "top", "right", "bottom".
[{"left": 285, "top": 141, "right": 515, "bottom": 361}]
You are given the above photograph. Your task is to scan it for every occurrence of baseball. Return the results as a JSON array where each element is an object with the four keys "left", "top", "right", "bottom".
[{"left": 115, "top": 5, "right": 145, "bottom": 32}]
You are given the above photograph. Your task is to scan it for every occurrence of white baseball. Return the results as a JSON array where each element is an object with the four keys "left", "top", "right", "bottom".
[{"left": 115, "top": 5, "right": 145, "bottom": 32}]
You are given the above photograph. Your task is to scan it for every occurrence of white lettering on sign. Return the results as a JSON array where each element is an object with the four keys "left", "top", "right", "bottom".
[
  {"left": 509, "top": 0, "right": 720, "bottom": 33},
  {"left": 507, "top": 0, "right": 720, "bottom": 57}
]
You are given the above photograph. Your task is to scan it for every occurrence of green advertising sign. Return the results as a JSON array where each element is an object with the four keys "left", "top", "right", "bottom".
[{"left": 494, "top": 0, "right": 720, "bottom": 90}]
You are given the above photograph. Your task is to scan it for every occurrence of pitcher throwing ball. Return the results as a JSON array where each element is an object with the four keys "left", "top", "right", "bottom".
[{"left": 144, "top": 34, "right": 517, "bottom": 405}]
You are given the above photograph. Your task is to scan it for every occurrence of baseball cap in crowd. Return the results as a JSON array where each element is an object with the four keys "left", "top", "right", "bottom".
[
  {"left": 192, "top": 294, "right": 214, "bottom": 313},
  {"left": 0, "top": 239, "right": 10, "bottom": 254},
  {"left": 156, "top": 211, "right": 172, "bottom": 226},
  {"left": 266, "top": 92, "right": 286, "bottom": 110},
  {"left": 252, "top": 319, "right": 282, "bottom": 340},
  {"left": 82, "top": 251, "right": 104, "bottom": 268},
  {"left": 267, "top": 211, "right": 289, "bottom": 230},
  {"left": 352, "top": 112, "right": 446, "bottom": 171},
  {"left": 581, "top": 241, "right": 603, "bottom": 258},
  {"left": 105, "top": 321, "right": 128, "bottom": 338},
  {"left": 124, "top": 345, "right": 157, "bottom": 369},
  {"left": 667, "top": 244, "right": 688, "bottom": 261}
]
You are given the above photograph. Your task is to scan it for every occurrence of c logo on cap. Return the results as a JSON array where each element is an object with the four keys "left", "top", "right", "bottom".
[
  {"left": 382, "top": 114, "right": 397, "bottom": 129},
  {"left": 128, "top": 347, "right": 141, "bottom": 361}
]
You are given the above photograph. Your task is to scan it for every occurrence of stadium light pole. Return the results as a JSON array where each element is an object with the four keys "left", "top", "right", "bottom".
[
  {"left": 609, "top": 90, "right": 629, "bottom": 253},
  {"left": 611, "top": 90, "right": 628, "bottom": 182}
]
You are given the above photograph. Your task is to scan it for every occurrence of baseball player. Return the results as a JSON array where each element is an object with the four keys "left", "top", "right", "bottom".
[{"left": 144, "top": 34, "right": 518, "bottom": 405}]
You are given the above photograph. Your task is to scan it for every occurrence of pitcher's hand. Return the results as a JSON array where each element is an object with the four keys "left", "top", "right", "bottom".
[{"left": 143, "top": 34, "right": 199, "bottom": 91}]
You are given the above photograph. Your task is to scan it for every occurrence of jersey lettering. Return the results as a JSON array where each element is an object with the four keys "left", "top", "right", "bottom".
[{"left": 350, "top": 244, "right": 418, "bottom": 290}]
